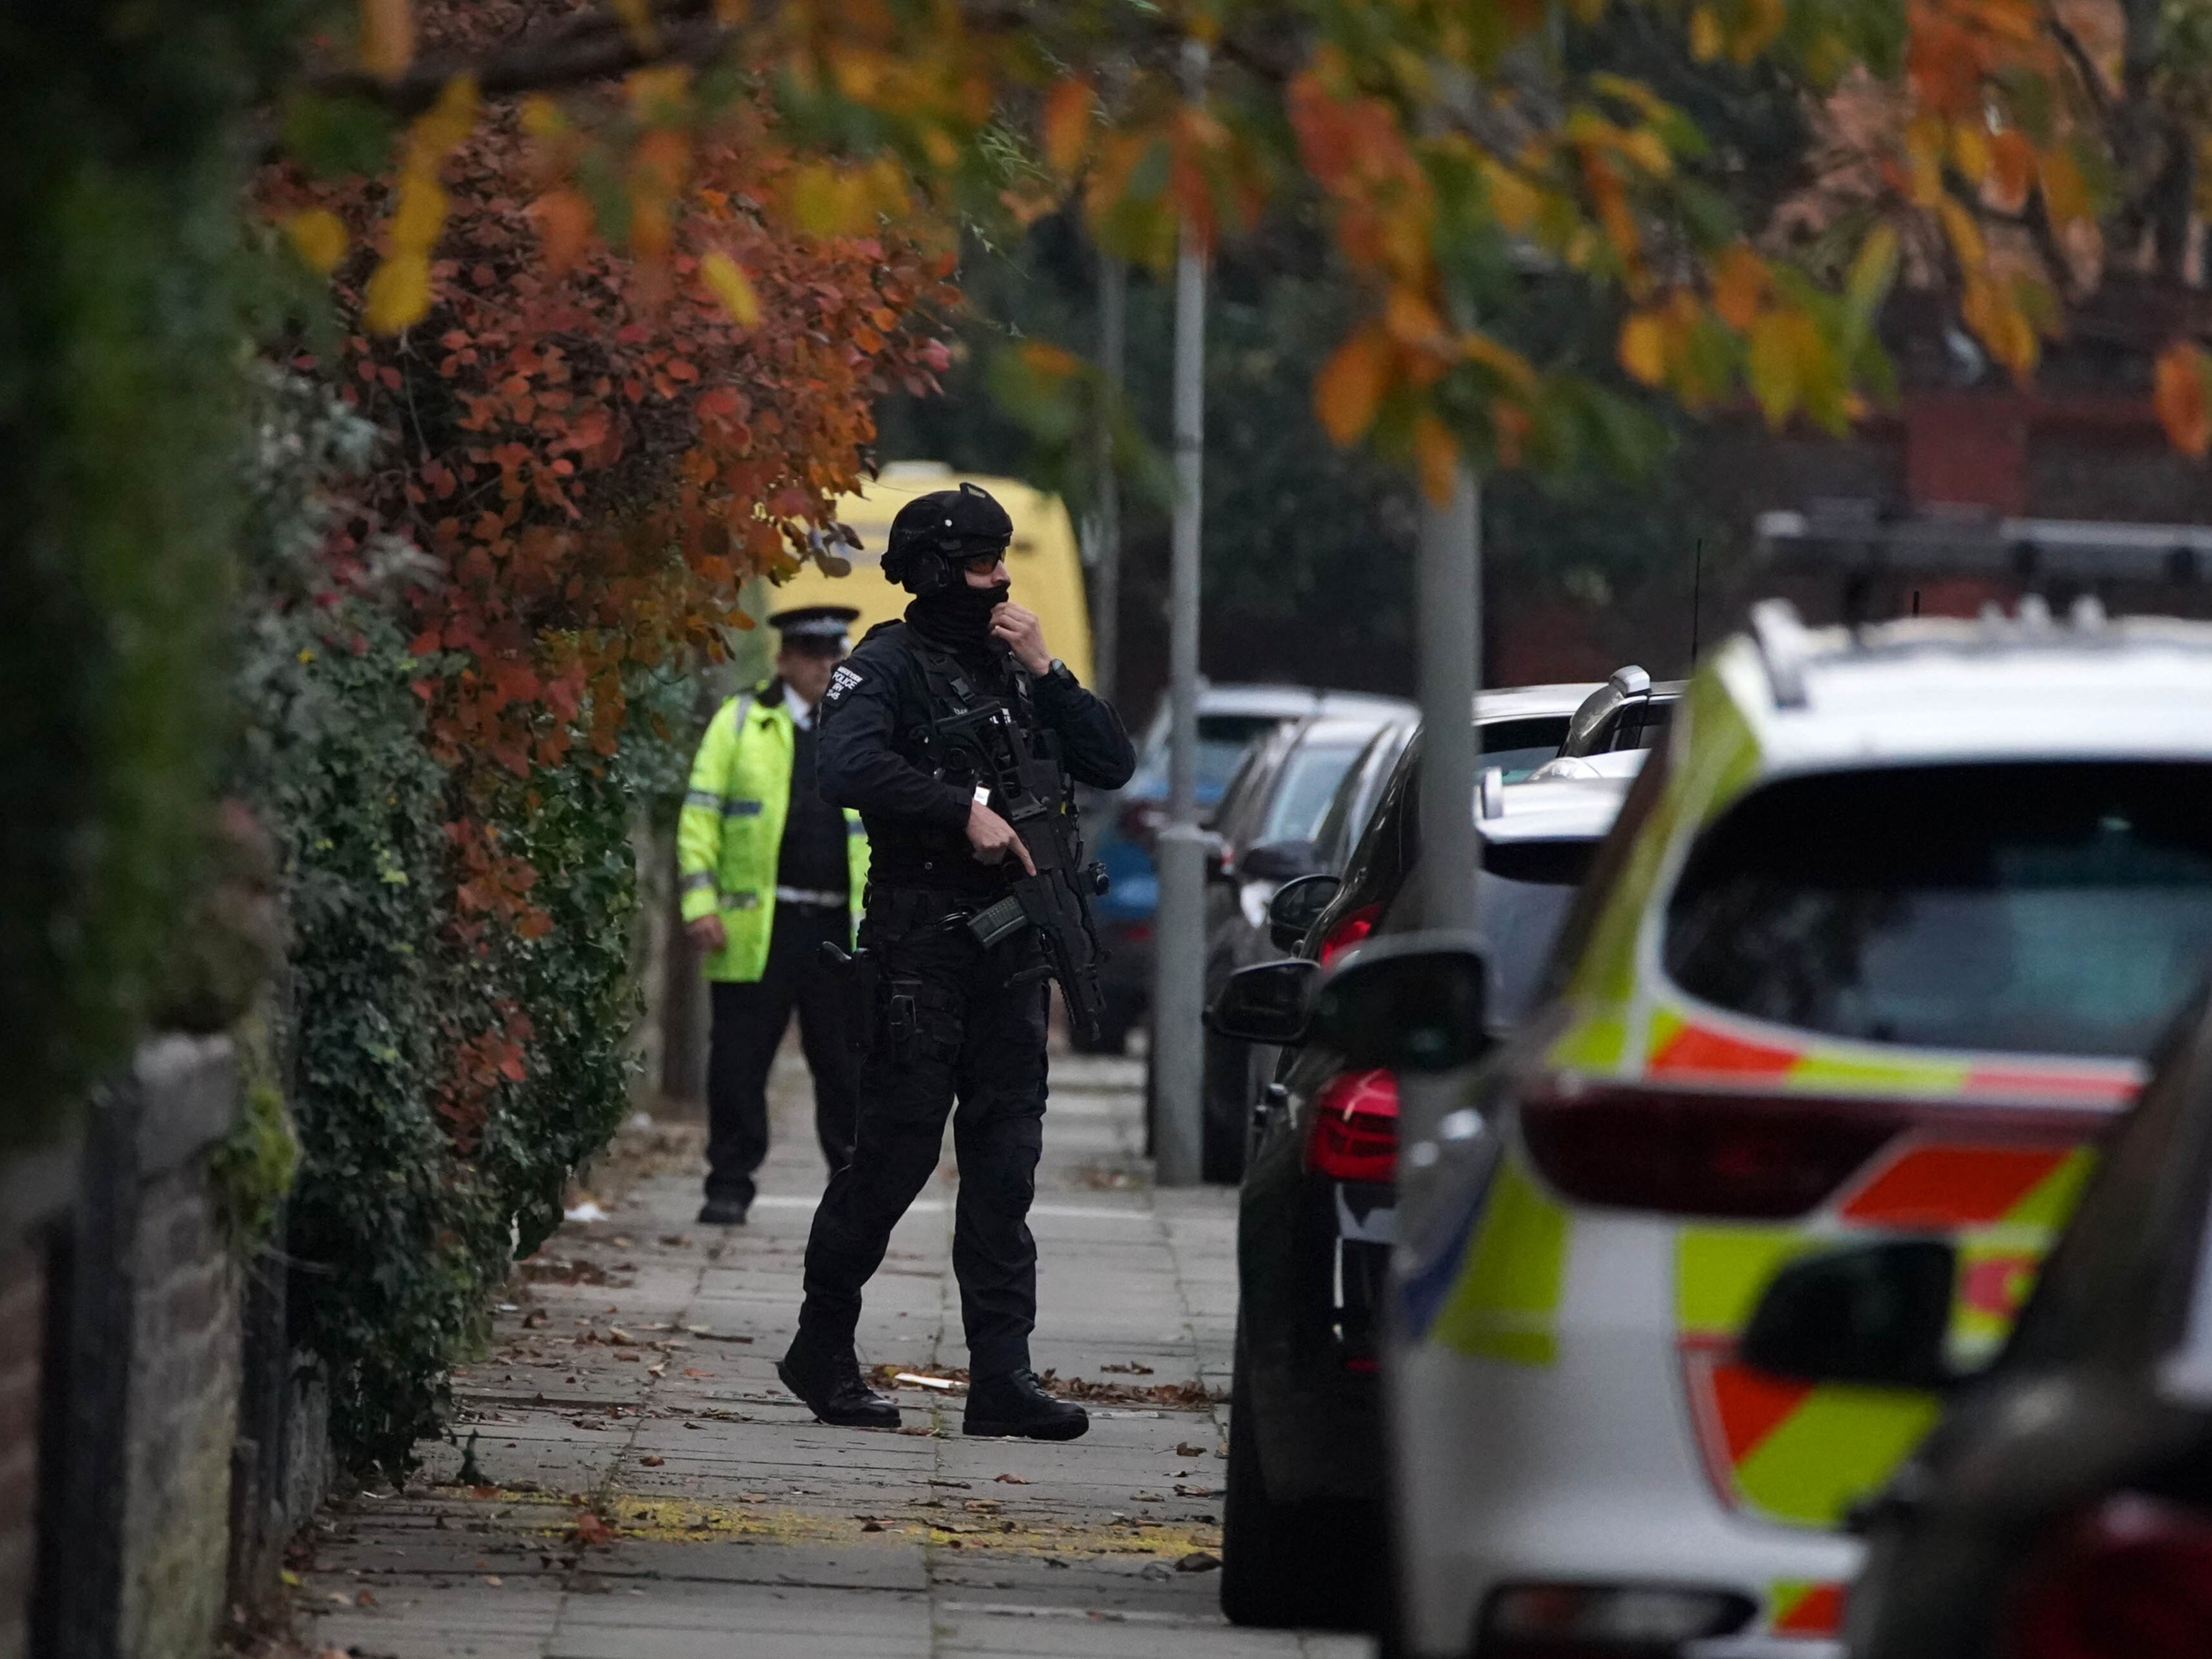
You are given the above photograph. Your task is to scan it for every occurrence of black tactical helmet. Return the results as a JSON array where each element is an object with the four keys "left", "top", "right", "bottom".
[{"left": 882, "top": 482, "right": 1013, "bottom": 595}]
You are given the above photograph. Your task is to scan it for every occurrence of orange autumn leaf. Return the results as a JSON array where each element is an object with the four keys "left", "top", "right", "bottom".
[
  {"left": 2155, "top": 343, "right": 2212, "bottom": 457},
  {"left": 1711, "top": 244, "right": 1766, "bottom": 330},
  {"left": 1042, "top": 79, "right": 1095, "bottom": 176},
  {"left": 1314, "top": 325, "right": 1392, "bottom": 445},
  {"left": 360, "top": 0, "right": 415, "bottom": 80},
  {"left": 534, "top": 190, "right": 594, "bottom": 272}
]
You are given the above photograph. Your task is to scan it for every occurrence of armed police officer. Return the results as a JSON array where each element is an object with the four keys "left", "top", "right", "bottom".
[
  {"left": 776, "top": 482, "right": 1135, "bottom": 1440},
  {"left": 678, "top": 606, "right": 870, "bottom": 1228}
]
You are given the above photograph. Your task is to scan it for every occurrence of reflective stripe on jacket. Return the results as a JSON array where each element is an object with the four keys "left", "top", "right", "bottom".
[{"left": 676, "top": 685, "right": 868, "bottom": 982}]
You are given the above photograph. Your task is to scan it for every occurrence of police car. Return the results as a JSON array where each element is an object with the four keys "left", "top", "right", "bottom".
[{"left": 1335, "top": 599, "right": 2212, "bottom": 1657}]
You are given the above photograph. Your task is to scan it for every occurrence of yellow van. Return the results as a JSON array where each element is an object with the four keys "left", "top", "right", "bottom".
[{"left": 764, "top": 461, "right": 1095, "bottom": 685}]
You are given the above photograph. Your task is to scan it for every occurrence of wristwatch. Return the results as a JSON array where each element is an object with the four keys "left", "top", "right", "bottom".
[{"left": 1042, "top": 658, "right": 1076, "bottom": 689}]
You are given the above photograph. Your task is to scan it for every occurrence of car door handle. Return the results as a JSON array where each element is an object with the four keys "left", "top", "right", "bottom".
[{"left": 1252, "top": 1083, "right": 1287, "bottom": 1131}]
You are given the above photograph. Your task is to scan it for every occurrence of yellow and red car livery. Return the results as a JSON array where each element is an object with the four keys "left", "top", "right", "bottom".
[{"left": 1389, "top": 602, "right": 2212, "bottom": 1658}]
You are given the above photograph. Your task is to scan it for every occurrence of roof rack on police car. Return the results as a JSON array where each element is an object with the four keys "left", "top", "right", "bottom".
[{"left": 1757, "top": 500, "right": 2212, "bottom": 584}]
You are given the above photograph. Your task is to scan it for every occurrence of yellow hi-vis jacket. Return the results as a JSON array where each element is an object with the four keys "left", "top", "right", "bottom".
[{"left": 676, "top": 683, "right": 868, "bottom": 982}]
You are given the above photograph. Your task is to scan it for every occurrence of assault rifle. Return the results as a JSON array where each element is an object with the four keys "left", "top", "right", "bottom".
[{"left": 933, "top": 702, "right": 1112, "bottom": 1043}]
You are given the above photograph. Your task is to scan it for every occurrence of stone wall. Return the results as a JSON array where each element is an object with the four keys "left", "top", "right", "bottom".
[{"left": 37, "top": 1037, "right": 244, "bottom": 1659}]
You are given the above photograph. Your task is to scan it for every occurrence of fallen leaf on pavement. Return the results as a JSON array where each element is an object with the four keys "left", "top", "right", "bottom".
[
  {"left": 1174, "top": 1442, "right": 1206, "bottom": 1457},
  {"left": 1099, "top": 1361, "right": 1154, "bottom": 1375},
  {"left": 861, "top": 1520, "right": 885, "bottom": 1533},
  {"left": 639, "top": 1456, "right": 664, "bottom": 1467},
  {"left": 356, "top": 1590, "right": 377, "bottom": 1606},
  {"left": 1174, "top": 1485, "right": 1217, "bottom": 1497},
  {"left": 680, "top": 1367, "right": 712, "bottom": 1378},
  {"left": 572, "top": 1513, "right": 614, "bottom": 1547},
  {"left": 1176, "top": 1552, "right": 1221, "bottom": 1574},
  {"left": 993, "top": 1473, "right": 1028, "bottom": 1484},
  {"left": 609, "top": 1327, "right": 636, "bottom": 1345},
  {"left": 482, "top": 1576, "right": 502, "bottom": 1587},
  {"left": 896, "top": 1424, "right": 934, "bottom": 1436}
]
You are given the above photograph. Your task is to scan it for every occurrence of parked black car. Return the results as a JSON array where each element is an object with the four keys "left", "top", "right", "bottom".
[
  {"left": 1196, "top": 706, "right": 1414, "bottom": 1180},
  {"left": 1093, "top": 686, "right": 1414, "bottom": 1053},
  {"left": 1742, "top": 986, "right": 2212, "bottom": 1659},
  {"left": 1208, "top": 760, "right": 1642, "bottom": 1630}
]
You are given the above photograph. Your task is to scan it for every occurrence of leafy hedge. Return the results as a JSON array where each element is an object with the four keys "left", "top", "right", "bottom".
[{"left": 237, "top": 373, "right": 669, "bottom": 1477}]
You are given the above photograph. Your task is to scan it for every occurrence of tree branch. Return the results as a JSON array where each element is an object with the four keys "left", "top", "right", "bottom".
[{"left": 311, "top": 1, "right": 731, "bottom": 115}]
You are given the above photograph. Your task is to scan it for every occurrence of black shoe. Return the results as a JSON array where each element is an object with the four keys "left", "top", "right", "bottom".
[
  {"left": 776, "top": 1336, "right": 900, "bottom": 1429},
  {"left": 697, "top": 1195, "right": 748, "bottom": 1227},
  {"left": 963, "top": 1369, "right": 1089, "bottom": 1441}
]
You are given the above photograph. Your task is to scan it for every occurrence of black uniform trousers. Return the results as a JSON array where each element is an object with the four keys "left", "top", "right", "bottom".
[
  {"left": 705, "top": 901, "right": 860, "bottom": 1209},
  {"left": 798, "top": 887, "right": 1050, "bottom": 1379}
]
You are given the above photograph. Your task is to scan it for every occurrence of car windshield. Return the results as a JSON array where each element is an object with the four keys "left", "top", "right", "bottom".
[
  {"left": 1665, "top": 762, "right": 2212, "bottom": 1059},
  {"left": 1484, "top": 839, "right": 1600, "bottom": 1028}
]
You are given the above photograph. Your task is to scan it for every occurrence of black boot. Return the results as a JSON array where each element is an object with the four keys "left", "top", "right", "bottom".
[
  {"left": 963, "top": 1369, "right": 1089, "bottom": 1441},
  {"left": 697, "top": 1194, "right": 748, "bottom": 1227},
  {"left": 776, "top": 1335, "right": 900, "bottom": 1429}
]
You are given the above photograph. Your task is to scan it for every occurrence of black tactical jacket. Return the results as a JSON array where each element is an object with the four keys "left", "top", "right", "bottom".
[{"left": 816, "top": 621, "right": 1135, "bottom": 895}]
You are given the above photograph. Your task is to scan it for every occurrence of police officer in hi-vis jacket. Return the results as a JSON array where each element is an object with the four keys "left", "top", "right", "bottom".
[{"left": 677, "top": 605, "right": 870, "bottom": 1227}]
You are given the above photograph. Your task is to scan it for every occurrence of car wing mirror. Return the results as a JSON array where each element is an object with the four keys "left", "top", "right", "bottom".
[
  {"left": 1205, "top": 958, "right": 1319, "bottom": 1045},
  {"left": 1740, "top": 1239, "right": 1962, "bottom": 1391},
  {"left": 1310, "top": 931, "right": 1490, "bottom": 1073},
  {"left": 1267, "top": 873, "right": 1342, "bottom": 952}
]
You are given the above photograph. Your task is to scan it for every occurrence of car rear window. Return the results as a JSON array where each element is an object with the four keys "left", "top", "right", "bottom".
[
  {"left": 1482, "top": 715, "right": 1574, "bottom": 781},
  {"left": 1262, "top": 743, "right": 1369, "bottom": 845},
  {"left": 1664, "top": 763, "right": 2212, "bottom": 1059},
  {"left": 1485, "top": 839, "right": 1600, "bottom": 1028}
]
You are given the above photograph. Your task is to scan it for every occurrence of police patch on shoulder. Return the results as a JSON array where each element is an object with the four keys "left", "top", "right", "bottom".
[{"left": 825, "top": 664, "right": 864, "bottom": 702}]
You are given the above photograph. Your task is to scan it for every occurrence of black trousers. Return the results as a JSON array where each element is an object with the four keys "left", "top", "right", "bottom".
[
  {"left": 798, "top": 887, "right": 1050, "bottom": 1379},
  {"left": 705, "top": 903, "right": 860, "bottom": 1208}
]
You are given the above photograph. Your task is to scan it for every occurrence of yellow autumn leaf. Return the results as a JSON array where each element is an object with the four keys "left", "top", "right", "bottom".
[
  {"left": 1618, "top": 311, "right": 1669, "bottom": 386},
  {"left": 284, "top": 208, "right": 348, "bottom": 275},
  {"left": 2039, "top": 146, "right": 2091, "bottom": 226},
  {"left": 1314, "top": 327, "right": 1392, "bottom": 447},
  {"left": 363, "top": 251, "right": 432, "bottom": 334},
  {"left": 1905, "top": 115, "right": 1946, "bottom": 208},
  {"left": 390, "top": 176, "right": 448, "bottom": 255},
  {"left": 1618, "top": 126, "right": 1673, "bottom": 177},
  {"left": 1950, "top": 121, "right": 1991, "bottom": 185},
  {"left": 698, "top": 248, "right": 760, "bottom": 326},
  {"left": 1747, "top": 309, "right": 1801, "bottom": 427},
  {"left": 1480, "top": 158, "right": 1542, "bottom": 234},
  {"left": 1462, "top": 332, "right": 1538, "bottom": 391},
  {"left": 1844, "top": 223, "right": 1899, "bottom": 325},
  {"left": 1935, "top": 196, "right": 1987, "bottom": 275},
  {"left": 359, "top": 0, "right": 414, "bottom": 80},
  {"left": 1689, "top": 6, "right": 1722, "bottom": 60},
  {"left": 411, "top": 76, "right": 479, "bottom": 159}
]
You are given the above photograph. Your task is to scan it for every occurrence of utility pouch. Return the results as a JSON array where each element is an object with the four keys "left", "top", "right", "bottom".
[
  {"left": 820, "top": 941, "right": 877, "bottom": 1054},
  {"left": 886, "top": 983, "right": 920, "bottom": 1055}
]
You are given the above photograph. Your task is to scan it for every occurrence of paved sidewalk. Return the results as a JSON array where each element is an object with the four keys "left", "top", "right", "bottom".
[{"left": 301, "top": 1045, "right": 1369, "bottom": 1659}]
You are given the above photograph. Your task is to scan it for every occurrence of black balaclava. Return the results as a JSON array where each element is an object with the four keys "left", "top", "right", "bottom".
[{"left": 906, "top": 577, "right": 1010, "bottom": 656}]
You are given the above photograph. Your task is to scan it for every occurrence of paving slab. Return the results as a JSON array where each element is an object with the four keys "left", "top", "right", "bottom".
[{"left": 300, "top": 1039, "right": 1369, "bottom": 1659}]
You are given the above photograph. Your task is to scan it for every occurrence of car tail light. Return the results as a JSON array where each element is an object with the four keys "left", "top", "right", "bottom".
[
  {"left": 1317, "top": 901, "right": 1380, "bottom": 966},
  {"left": 1305, "top": 1068, "right": 1398, "bottom": 1183},
  {"left": 1520, "top": 1074, "right": 1908, "bottom": 1220},
  {"left": 2002, "top": 1496, "right": 2212, "bottom": 1659},
  {"left": 1481, "top": 1582, "right": 1754, "bottom": 1656}
]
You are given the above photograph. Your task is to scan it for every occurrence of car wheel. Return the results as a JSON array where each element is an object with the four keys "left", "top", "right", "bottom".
[{"left": 1221, "top": 1341, "right": 1383, "bottom": 1630}]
